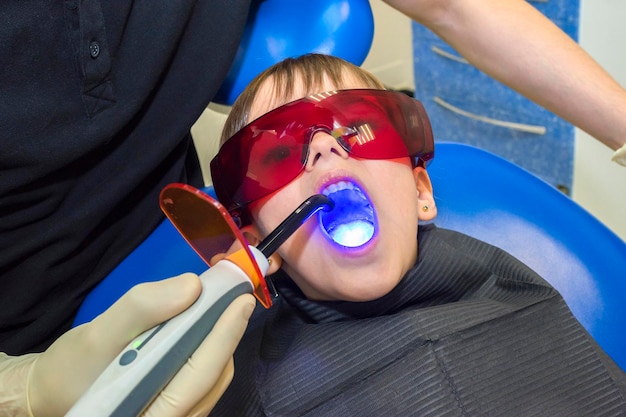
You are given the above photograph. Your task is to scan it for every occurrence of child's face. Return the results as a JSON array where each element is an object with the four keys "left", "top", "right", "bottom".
[{"left": 244, "top": 75, "right": 436, "bottom": 302}]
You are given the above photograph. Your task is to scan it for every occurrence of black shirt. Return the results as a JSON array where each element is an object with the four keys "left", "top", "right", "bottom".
[
  {"left": 0, "top": 0, "right": 251, "bottom": 354},
  {"left": 210, "top": 225, "right": 626, "bottom": 416}
]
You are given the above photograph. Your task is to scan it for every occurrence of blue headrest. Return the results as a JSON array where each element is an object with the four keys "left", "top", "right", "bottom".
[{"left": 213, "top": 0, "right": 374, "bottom": 105}]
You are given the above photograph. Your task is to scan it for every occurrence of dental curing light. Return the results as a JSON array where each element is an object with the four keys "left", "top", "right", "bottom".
[
  {"left": 65, "top": 187, "right": 333, "bottom": 417},
  {"left": 258, "top": 194, "right": 334, "bottom": 255}
]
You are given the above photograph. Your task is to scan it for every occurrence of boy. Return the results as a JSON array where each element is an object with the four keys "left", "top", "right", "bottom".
[{"left": 209, "top": 54, "right": 626, "bottom": 416}]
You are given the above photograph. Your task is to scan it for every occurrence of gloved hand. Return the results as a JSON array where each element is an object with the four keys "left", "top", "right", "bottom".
[
  {"left": 0, "top": 273, "right": 255, "bottom": 417},
  {"left": 612, "top": 142, "right": 626, "bottom": 166}
]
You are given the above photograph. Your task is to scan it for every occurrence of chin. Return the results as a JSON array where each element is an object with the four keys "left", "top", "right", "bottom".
[
  {"left": 287, "top": 238, "right": 411, "bottom": 301},
  {"left": 332, "top": 275, "right": 402, "bottom": 302}
]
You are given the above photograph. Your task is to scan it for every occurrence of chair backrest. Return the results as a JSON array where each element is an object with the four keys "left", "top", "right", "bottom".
[
  {"left": 428, "top": 142, "right": 626, "bottom": 370},
  {"left": 213, "top": 0, "right": 374, "bottom": 105},
  {"left": 74, "top": 142, "right": 626, "bottom": 370}
]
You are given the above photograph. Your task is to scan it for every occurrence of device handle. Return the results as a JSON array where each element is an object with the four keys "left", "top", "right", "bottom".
[{"left": 65, "top": 247, "right": 268, "bottom": 417}]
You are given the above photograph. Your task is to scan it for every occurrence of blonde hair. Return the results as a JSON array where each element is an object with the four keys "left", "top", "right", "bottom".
[{"left": 220, "top": 53, "right": 385, "bottom": 144}]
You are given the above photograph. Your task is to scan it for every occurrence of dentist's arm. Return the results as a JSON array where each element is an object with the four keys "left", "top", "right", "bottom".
[
  {"left": 0, "top": 274, "right": 255, "bottom": 417},
  {"left": 385, "top": 0, "right": 626, "bottom": 161}
]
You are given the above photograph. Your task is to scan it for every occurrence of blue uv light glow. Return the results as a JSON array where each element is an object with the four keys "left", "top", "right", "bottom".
[
  {"left": 326, "top": 220, "right": 374, "bottom": 247},
  {"left": 319, "top": 184, "right": 376, "bottom": 248}
]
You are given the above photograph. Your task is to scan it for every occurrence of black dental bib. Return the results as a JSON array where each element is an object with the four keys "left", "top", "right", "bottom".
[{"left": 210, "top": 225, "right": 626, "bottom": 417}]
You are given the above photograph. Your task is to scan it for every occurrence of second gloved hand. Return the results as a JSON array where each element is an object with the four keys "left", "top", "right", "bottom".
[{"left": 26, "top": 273, "right": 255, "bottom": 417}]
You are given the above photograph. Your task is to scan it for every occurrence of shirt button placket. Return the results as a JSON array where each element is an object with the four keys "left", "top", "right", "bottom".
[{"left": 89, "top": 40, "right": 100, "bottom": 58}]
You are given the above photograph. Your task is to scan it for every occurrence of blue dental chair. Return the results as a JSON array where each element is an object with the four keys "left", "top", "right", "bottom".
[
  {"left": 74, "top": 142, "right": 626, "bottom": 371},
  {"left": 213, "top": 0, "right": 374, "bottom": 105},
  {"left": 72, "top": 0, "right": 626, "bottom": 371}
]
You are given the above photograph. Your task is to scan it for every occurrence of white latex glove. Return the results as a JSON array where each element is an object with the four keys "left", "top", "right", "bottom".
[
  {"left": 612, "top": 142, "right": 626, "bottom": 166},
  {"left": 0, "top": 273, "right": 255, "bottom": 417}
]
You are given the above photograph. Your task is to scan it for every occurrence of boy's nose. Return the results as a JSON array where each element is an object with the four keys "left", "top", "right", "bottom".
[{"left": 304, "top": 131, "right": 349, "bottom": 171}]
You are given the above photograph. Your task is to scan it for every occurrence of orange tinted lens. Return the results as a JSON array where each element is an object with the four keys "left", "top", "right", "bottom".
[{"left": 159, "top": 183, "right": 272, "bottom": 308}]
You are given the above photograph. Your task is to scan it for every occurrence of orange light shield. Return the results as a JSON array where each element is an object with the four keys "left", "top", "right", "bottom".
[{"left": 159, "top": 183, "right": 273, "bottom": 308}]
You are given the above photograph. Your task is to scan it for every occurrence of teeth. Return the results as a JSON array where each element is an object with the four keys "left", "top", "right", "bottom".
[
  {"left": 322, "top": 180, "right": 359, "bottom": 196},
  {"left": 319, "top": 179, "right": 376, "bottom": 248}
]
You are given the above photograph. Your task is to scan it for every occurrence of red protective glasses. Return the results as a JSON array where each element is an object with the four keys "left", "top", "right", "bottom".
[{"left": 210, "top": 89, "right": 434, "bottom": 218}]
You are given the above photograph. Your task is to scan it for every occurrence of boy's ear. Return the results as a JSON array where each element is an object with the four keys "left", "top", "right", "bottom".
[
  {"left": 240, "top": 225, "right": 283, "bottom": 274},
  {"left": 413, "top": 166, "right": 437, "bottom": 221}
]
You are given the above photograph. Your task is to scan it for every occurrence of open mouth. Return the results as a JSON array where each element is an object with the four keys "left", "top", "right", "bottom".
[{"left": 319, "top": 180, "right": 377, "bottom": 248}]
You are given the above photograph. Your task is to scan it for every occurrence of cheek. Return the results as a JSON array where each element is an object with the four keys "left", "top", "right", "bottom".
[
  {"left": 249, "top": 203, "right": 281, "bottom": 237},
  {"left": 368, "top": 161, "right": 420, "bottom": 219},
  {"left": 249, "top": 185, "right": 304, "bottom": 236}
]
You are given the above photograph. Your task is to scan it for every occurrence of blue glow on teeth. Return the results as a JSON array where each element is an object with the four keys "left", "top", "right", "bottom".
[{"left": 319, "top": 181, "right": 376, "bottom": 248}]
